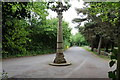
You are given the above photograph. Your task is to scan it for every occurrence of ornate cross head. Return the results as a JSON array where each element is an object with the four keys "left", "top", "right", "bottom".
[{"left": 47, "top": 2, "right": 71, "bottom": 15}]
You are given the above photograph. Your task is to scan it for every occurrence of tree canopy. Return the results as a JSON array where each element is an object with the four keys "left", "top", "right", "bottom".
[
  {"left": 73, "top": 2, "right": 120, "bottom": 79},
  {"left": 2, "top": 2, "right": 71, "bottom": 58}
]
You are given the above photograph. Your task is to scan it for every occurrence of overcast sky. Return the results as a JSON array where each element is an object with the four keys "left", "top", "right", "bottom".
[{"left": 47, "top": 0, "right": 85, "bottom": 35}]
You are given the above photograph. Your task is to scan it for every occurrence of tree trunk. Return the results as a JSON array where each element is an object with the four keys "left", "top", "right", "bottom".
[
  {"left": 91, "top": 40, "right": 94, "bottom": 51},
  {"left": 53, "top": 12, "right": 66, "bottom": 64},
  {"left": 105, "top": 43, "right": 109, "bottom": 52},
  {"left": 116, "top": 21, "right": 120, "bottom": 80},
  {"left": 111, "top": 42, "right": 114, "bottom": 52},
  {"left": 91, "top": 47, "right": 94, "bottom": 51},
  {"left": 117, "top": 37, "right": 120, "bottom": 80},
  {"left": 97, "top": 36, "right": 102, "bottom": 55}
]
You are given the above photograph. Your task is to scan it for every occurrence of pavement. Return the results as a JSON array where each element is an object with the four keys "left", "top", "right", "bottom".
[{"left": 2, "top": 46, "right": 116, "bottom": 78}]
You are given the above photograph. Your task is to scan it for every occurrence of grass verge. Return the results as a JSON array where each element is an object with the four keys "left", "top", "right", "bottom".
[{"left": 82, "top": 46, "right": 110, "bottom": 60}]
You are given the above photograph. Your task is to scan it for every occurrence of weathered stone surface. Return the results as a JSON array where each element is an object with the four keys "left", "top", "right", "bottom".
[
  {"left": 53, "top": 53, "right": 66, "bottom": 63},
  {"left": 52, "top": 2, "right": 68, "bottom": 64},
  {"left": 49, "top": 62, "right": 71, "bottom": 66}
]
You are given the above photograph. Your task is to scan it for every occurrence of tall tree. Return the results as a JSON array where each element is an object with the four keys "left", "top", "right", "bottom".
[
  {"left": 2, "top": 2, "right": 30, "bottom": 57},
  {"left": 88, "top": 2, "right": 120, "bottom": 79}
]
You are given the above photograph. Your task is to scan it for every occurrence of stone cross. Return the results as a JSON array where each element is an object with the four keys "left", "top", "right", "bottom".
[{"left": 49, "top": 2, "right": 70, "bottom": 65}]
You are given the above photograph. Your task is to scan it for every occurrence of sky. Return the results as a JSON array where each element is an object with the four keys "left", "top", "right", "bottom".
[{"left": 47, "top": 0, "right": 85, "bottom": 35}]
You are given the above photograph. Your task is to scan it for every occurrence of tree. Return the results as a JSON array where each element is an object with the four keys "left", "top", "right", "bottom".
[
  {"left": 2, "top": 2, "right": 30, "bottom": 57},
  {"left": 2, "top": 2, "right": 71, "bottom": 58},
  {"left": 84, "top": 2, "right": 120, "bottom": 79},
  {"left": 72, "top": 7, "right": 103, "bottom": 53},
  {"left": 70, "top": 33, "right": 87, "bottom": 46},
  {"left": 73, "top": 2, "right": 120, "bottom": 79}
]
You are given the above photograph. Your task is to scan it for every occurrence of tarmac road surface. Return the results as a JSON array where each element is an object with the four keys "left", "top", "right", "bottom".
[{"left": 2, "top": 46, "right": 116, "bottom": 78}]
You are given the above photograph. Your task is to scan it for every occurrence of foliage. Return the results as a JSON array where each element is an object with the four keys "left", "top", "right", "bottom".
[
  {"left": 73, "top": 2, "right": 120, "bottom": 79},
  {"left": 44, "top": 18, "right": 71, "bottom": 50},
  {"left": 87, "top": 2, "right": 120, "bottom": 79},
  {"left": 2, "top": 2, "right": 71, "bottom": 58},
  {"left": 26, "top": 2, "right": 52, "bottom": 54},
  {"left": 70, "top": 33, "right": 87, "bottom": 46},
  {"left": 2, "top": 2, "right": 30, "bottom": 58}
]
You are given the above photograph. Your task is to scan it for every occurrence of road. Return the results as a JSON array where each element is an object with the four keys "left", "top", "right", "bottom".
[{"left": 2, "top": 46, "right": 116, "bottom": 78}]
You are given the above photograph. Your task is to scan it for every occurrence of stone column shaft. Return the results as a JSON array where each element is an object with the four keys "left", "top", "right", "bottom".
[
  {"left": 53, "top": 12, "right": 66, "bottom": 63},
  {"left": 57, "top": 13, "right": 63, "bottom": 53}
]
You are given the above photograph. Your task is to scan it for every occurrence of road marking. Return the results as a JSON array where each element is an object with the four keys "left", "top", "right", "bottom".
[{"left": 64, "top": 58, "right": 88, "bottom": 78}]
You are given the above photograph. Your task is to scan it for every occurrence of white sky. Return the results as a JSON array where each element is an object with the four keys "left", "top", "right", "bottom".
[{"left": 47, "top": 0, "right": 85, "bottom": 35}]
